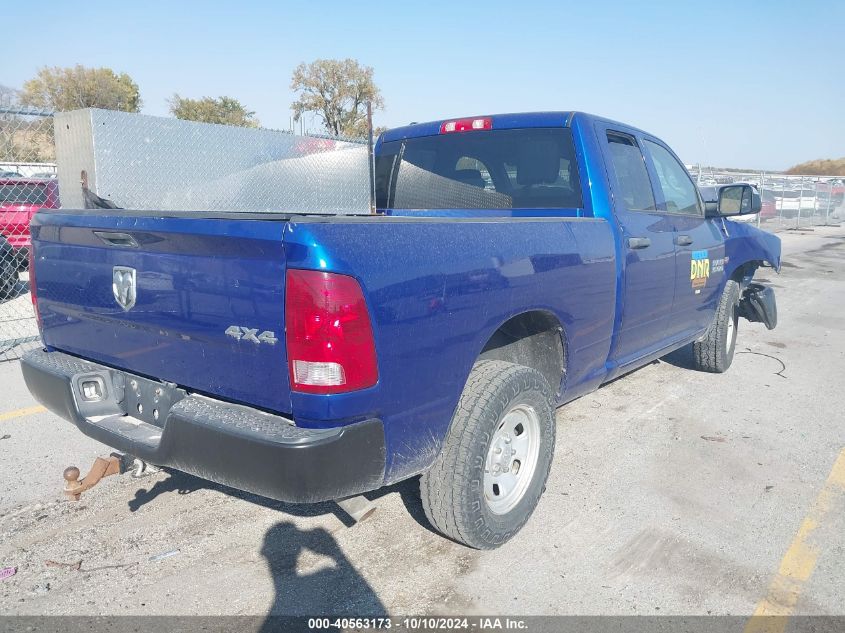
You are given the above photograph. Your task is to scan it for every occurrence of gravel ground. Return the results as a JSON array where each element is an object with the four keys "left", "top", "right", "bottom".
[{"left": 0, "top": 225, "right": 843, "bottom": 619}]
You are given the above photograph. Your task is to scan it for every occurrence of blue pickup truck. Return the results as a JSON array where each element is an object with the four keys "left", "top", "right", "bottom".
[{"left": 21, "top": 112, "right": 780, "bottom": 549}]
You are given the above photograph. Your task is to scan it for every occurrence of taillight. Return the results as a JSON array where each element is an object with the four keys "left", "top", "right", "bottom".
[
  {"left": 285, "top": 269, "right": 378, "bottom": 394},
  {"left": 440, "top": 117, "right": 492, "bottom": 134},
  {"left": 28, "top": 247, "right": 42, "bottom": 331}
]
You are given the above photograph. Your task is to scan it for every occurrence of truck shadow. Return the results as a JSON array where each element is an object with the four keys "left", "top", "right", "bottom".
[
  {"left": 127, "top": 470, "right": 355, "bottom": 525},
  {"left": 258, "top": 520, "right": 386, "bottom": 622},
  {"left": 659, "top": 344, "right": 697, "bottom": 370},
  {"left": 365, "top": 475, "right": 441, "bottom": 537},
  {"left": 128, "top": 469, "right": 436, "bottom": 535}
]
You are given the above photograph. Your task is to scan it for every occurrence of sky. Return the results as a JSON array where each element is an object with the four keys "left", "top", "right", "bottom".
[{"left": 3, "top": 0, "right": 844, "bottom": 170}]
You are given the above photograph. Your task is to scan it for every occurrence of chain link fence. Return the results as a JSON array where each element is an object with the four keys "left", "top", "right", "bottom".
[
  {"left": 691, "top": 166, "right": 844, "bottom": 231},
  {"left": 1, "top": 95, "right": 55, "bottom": 361}
]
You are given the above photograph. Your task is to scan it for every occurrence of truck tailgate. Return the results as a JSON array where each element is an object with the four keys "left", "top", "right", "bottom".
[{"left": 30, "top": 211, "right": 292, "bottom": 414}]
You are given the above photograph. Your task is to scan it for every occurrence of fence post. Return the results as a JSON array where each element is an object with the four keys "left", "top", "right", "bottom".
[
  {"left": 825, "top": 178, "right": 833, "bottom": 225},
  {"left": 796, "top": 177, "right": 804, "bottom": 229}
]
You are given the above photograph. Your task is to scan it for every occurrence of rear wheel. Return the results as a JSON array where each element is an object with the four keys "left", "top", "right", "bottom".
[
  {"left": 420, "top": 360, "right": 556, "bottom": 549},
  {"left": 692, "top": 279, "right": 740, "bottom": 373}
]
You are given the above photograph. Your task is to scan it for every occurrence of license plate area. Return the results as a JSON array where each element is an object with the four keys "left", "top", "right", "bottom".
[{"left": 121, "top": 374, "right": 185, "bottom": 429}]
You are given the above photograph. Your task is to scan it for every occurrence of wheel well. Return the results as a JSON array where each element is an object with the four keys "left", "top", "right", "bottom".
[
  {"left": 731, "top": 260, "right": 762, "bottom": 286},
  {"left": 478, "top": 311, "right": 566, "bottom": 395}
]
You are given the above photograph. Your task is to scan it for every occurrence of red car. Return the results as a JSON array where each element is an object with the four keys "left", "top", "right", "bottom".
[
  {"left": 760, "top": 189, "right": 777, "bottom": 220},
  {"left": 0, "top": 177, "right": 60, "bottom": 270}
]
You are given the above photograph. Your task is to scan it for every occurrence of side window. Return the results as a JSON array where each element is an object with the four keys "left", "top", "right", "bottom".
[
  {"left": 644, "top": 140, "right": 702, "bottom": 215},
  {"left": 605, "top": 132, "right": 657, "bottom": 212}
]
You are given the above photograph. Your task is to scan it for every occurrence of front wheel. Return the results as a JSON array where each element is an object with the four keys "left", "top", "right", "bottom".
[
  {"left": 420, "top": 360, "right": 556, "bottom": 549},
  {"left": 692, "top": 279, "right": 740, "bottom": 373}
]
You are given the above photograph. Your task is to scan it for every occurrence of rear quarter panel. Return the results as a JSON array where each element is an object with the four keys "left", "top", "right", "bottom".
[{"left": 284, "top": 217, "right": 617, "bottom": 483}]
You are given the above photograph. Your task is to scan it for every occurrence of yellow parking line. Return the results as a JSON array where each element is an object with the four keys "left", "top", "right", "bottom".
[
  {"left": 744, "top": 448, "right": 845, "bottom": 633},
  {"left": 0, "top": 405, "right": 46, "bottom": 422}
]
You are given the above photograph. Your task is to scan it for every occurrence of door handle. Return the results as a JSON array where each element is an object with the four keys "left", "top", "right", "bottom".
[
  {"left": 93, "top": 231, "right": 139, "bottom": 248},
  {"left": 627, "top": 237, "right": 651, "bottom": 249},
  {"left": 675, "top": 235, "right": 694, "bottom": 246}
]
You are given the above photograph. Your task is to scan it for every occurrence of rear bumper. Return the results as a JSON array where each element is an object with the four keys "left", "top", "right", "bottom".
[{"left": 21, "top": 348, "right": 386, "bottom": 504}]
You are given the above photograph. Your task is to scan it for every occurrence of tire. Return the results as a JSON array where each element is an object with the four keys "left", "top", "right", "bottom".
[
  {"left": 420, "top": 360, "right": 556, "bottom": 549},
  {"left": 692, "top": 279, "right": 740, "bottom": 373},
  {"left": 0, "top": 258, "right": 16, "bottom": 301}
]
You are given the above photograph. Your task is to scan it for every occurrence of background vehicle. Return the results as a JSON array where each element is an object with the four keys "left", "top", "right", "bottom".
[
  {"left": 22, "top": 112, "right": 780, "bottom": 549},
  {"left": 0, "top": 235, "right": 17, "bottom": 300},
  {"left": 831, "top": 180, "right": 845, "bottom": 207},
  {"left": 769, "top": 188, "right": 810, "bottom": 217},
  {"left": 0, "top": 177, "right": 60, "bottom": 269},
  {"left": 760, "top": 189, "right": 777, "bottom": 220}
]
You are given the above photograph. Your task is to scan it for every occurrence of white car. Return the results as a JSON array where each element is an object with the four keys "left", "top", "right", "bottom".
[{"left": 774, "top": 189, "right": 818, "bottom": 215}]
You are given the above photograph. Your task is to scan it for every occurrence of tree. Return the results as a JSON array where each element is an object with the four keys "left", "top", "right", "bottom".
[
  {"left": 0, "top": 84, "right": 18, "bottom": 106},
  {"left": 1, "top": 84, "right": 54, "bottom": 162},
  {"left": 19, "top": 65, "right": 141, "bottom": 112},
  {"left": 169, "top": 94, "right": 260, "bottom": 127},
  {"left": 290, "top": 59, "right": 384, "bottom": 138},
  {"left": 786, "top": 158, "right": 845, "bottom": 177}
]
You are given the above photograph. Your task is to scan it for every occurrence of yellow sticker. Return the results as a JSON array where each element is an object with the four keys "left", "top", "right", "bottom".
[{"left": 691, "top": 250, "right": 710, "bottom": 290}]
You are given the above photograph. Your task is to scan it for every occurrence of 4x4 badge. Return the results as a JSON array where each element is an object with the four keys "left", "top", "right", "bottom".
[
  {"left": 225, "top": 326, "right": 278, "bottom": 345},
  {"left": 112, "top": 266, "right": 136, "bottom": 311}
]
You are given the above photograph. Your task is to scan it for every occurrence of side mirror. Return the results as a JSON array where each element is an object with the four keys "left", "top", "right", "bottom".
[{"left": 709, "top": 184, "right": 761, "bottom": 217}]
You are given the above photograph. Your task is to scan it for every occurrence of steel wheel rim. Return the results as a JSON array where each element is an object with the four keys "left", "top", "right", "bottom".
[
  {"left": 484, "top": 403, "right": 541, "bottom": 515},
  {"left": 726, "top": 307, "right": 737, "bottom": 356}
]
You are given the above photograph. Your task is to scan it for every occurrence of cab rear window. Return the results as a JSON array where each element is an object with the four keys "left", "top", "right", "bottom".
[{"left": 375, "top": 128, "right": 582, "bottom": 210}]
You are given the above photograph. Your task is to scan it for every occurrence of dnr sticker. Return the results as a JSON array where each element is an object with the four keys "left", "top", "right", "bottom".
[{"left": 691, "top": 250, "right": 710, "bottom": 290}]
